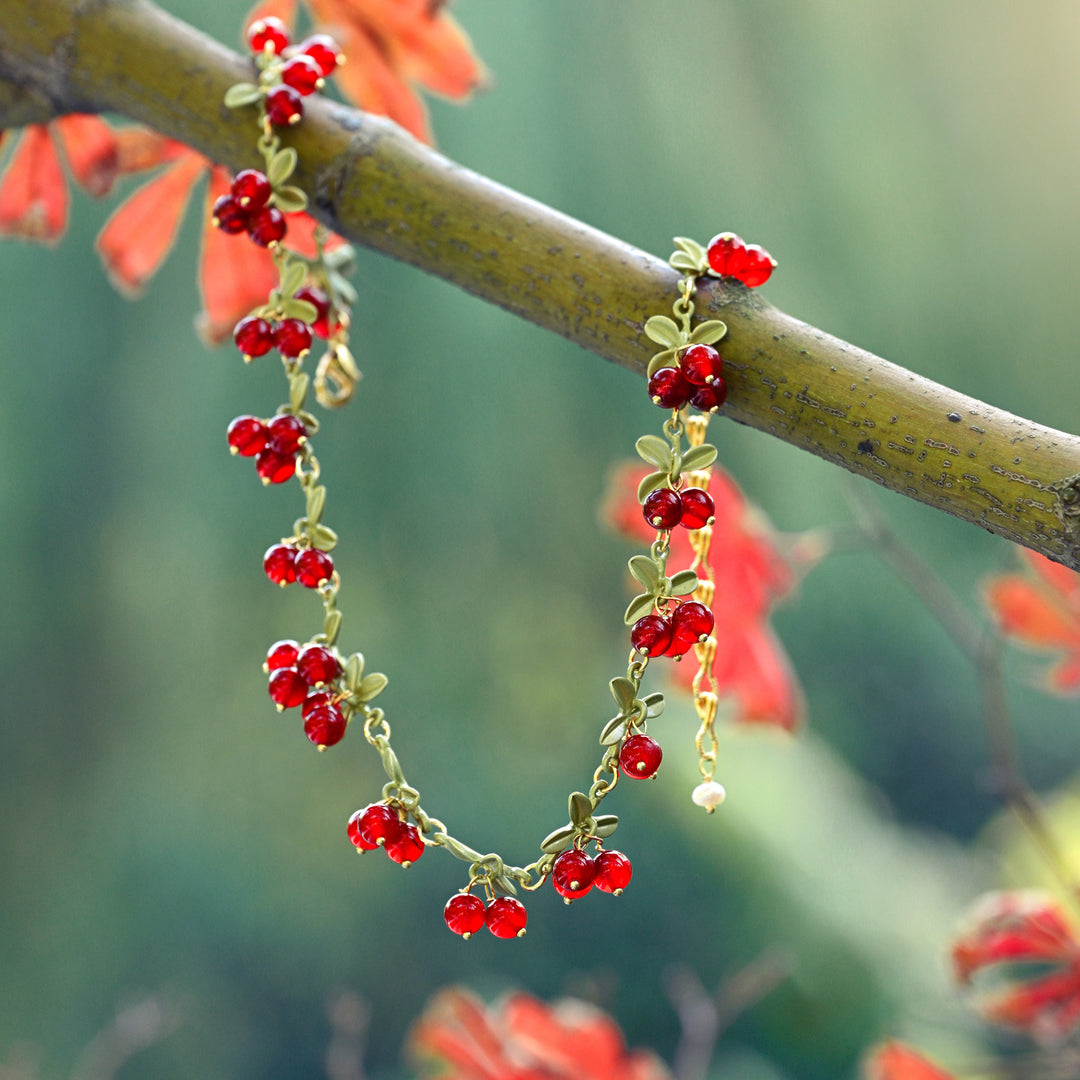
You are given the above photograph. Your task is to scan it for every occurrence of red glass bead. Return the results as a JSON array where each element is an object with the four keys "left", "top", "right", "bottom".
[
  {"left": 300, "top": 34, "right": 343, "bottom": 77},
  {"left": 739, "top": 244, "right": 777, "bottom": 288},
  {"left": 248, "top": 206, "right": 287, "bottom": 247},
  {"left": 281, "top": 55, "right": 323, "bottom": 96},
  {"left": 266, "top": 413, "right": 308, "bottom": 455},
  {"left": 233, "top": 316, "right": 274, "bottom": 359},
  {"left": 266, "top": 84, "right": 304, "bottom": 126},
  {"left": 274, "top": 318, "right": 312, "bottom": 358},
  {"left": 594, "top": 850, "right": 633, "bottom": 894},
  {"left": 648, "top": 366, "right": 691, "bottom": 409},
  {"left": 256, "top": 447, "right": 297, "bottom": 484},
  {"left": 619, "top": 733, "right": 662, "bottom": 779},
  {"left": 642, "top": 488, "right": 683, "bottom": 530},
  {"left": 265, "top": 638, "right": 300, "bottom": 672},
  {"left": 631, "top": 614, "right": 673, "bottom": 657},
  {"left": 680, "top": 487, "right": 715, "bottom": 529},
  {"left": 672, "top": 600, "right": 714, "bottom": 643},
  {"left": 302, "top": 691, "right": 332, "bottom": 717},
  {"left": 211, "top": 194, "right": 249, "bottom": 234},
  {"left": 268, "top": 666, "right": 308, "bottom": 709},
  {"left": 295, "top": 548, "right": 334, "bottom": 588},
  {"left": 690, "top": 380, "right": 727, "bottom": 413},
  {"left": 247, "top": 16, "right": 290, "bottom": 54},
  {"left": 680, "top": 344, "right": 722, "bottom": 387},
  {"left": 706, "top": 232, "right": 748, "bottom": 278},
  {"left": 552, "top": 849, "right": 597, "bottom": 901},
  {"left": 263, "top": 543, "right": 298, "bottom": 586},
  {"left": 227, "top": 415, "right": 268, "bottom": 457},
  {"left": 348, "top": 803, "right": 399, "bottom": 850},
  {"left": 444, "top": 893, "right": 487, "bottom": 938},
  {"left": 296, "top": 644, "right": 340, "bottom": 687},
  {"left": 294, "top": 285, "right": 332, "bottom": 338},
  {"left": 303, "top": 702, "right": 347, "bottom": 748},
  {"left": 485, "top": 897, "right": 527, "bottom": 939},
  {"left": 230, "top": 169, "right": 272, "bottom": 212},
  {"left": 385, "top": 821, "right": 425, "bottom": 866}
]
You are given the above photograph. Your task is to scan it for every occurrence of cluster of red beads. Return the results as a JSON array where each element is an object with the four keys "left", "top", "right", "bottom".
[
  {"left": 234, "top": 310, "right": 315, "bottom": 361},
  {"left": 246, "top": 19, "right": 343, "bottom": 128},
  {"left": 265, "top": 639, "right": 347, "bottom": 746},
  {"left": 348, "top": 803, "right": 426, "bottom": 867},
  {"left": 443, "top": 893, "right": 528, "bottom": 939},
  {"left": 550, "top": 847, "right": 633, "bottom": 902},
  {"left": 642, "top": 485, "right": 714, "bottom": 531},
  {"left": 212, "top": 168, "right": 288, "bottom": 247},
  {"left": 630, "top": 600, "right": 715, "bottom": 661},
  {"left": 227, "top": 413, "right": 308, "bottom": 484},
  {"left": 263, "top": 542, "right": 334, "bottom": 589},
  {"left": 647, "top": 344, "right": 727, "bottom": 413},
  {"left": 705, "top": 232, "right": 777, "bottom": 288}
]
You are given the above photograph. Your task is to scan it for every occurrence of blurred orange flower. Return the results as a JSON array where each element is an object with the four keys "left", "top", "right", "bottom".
[
  {"left": 409, "top": 987, "right": 673, "bottom": 1080},
  {"left": 246, "top": 0, "right": 486, "bottom": 143},
  {"left": 601, "top": 462, "right": 804, "bottom": 731},
  {"left": 0, "top": 115, "right": 120, "bottom": 242},
  {"left": 984, "top": 550, "right": 1080, "bottom": 693},
  {"left": 952, "top": 890, "right": 1080, "bottom": 1043},
  {"left": 863, "top": 1041, "right": 957, "bottom": 1080}
]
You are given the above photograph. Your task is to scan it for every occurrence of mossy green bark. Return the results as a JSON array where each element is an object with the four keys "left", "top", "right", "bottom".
[{"left": 3, "top": 0, "right": 1080, "bottom": 565}]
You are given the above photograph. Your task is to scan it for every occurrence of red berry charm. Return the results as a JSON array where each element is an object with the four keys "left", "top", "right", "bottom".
[
  {"left": 690, "top": 380, "right": 727, "bottom": 413},
  {"left": 385, "top": 821, "right": 425, "bottom": 866},
  {"left": 680, "top": 344, "right": 722, "bottom": 387},
  {"left": 265, "top": 639, "right": 300, "bottom": 672},
  {"left": 248, "top": 206, "right": 287, "bottom": 247},
  {"left": 303, "top": 701, "right": 347, "bottom": 748},
  {"left": 274, "top": 319, "right": 312, "bottom": 358},
  {"left": 444, "top": 893, "right": 487, "bottom": 938},
  {"left": 552, "top": 849, "right": 597, "bottom": 901},
  {"left": 740, "top": 244, "right": 777, "bottom": 288},
  {"left": 256, "top": 447, "right": 297, "bottom": 484},
  {"left": 233, "top": 316, "right": 274, "bottom": 360},
  {"left": 281, "top": 55, "right": 323, "bottom": 96},
  {"left": 679, "top": 488, "right": 714, "bottom": 529},
  {"left": 631, "top": 614, "right": 673, "bottom": 657},
  {"left": 347, "top": 803, "right": 399, "bottom": 851},
  {"left": 594, "top": 850, "right": 633, "bottom": 894},
  {"left": 706, "top": 232, "right": 748, "bottom": 278},
  {"left": 300, "top": 34, "right": 343, "bottom": 77},
  {"left": 648, "top": 367, "right": 691, "bottom": 409},
  {"left": 211, "top": 194, "right": 248, "bottom": 234},
  {"left": 672, "top": 600, "right": 714, "bottom": 644},
  {"left": 231, "top": 169, "right": 272, "bottom": 212},
  {"left": 295, "top": 548, "right": 334, "bottom": 588},
  {"left": 263, "top": 543, "right": 298, "bottom": 586},
  {"left": 485, "top": 897, "right": 527, "bottom": 939},
  {"left": 620, "top": 734, "right": 662, "bottom": 779},
  {"left": 265, "top": 85, "right": 303, "bottom": 127},
  {"left": 643, "top": 488, "right": 683, "bottom": 530},
  {"left": 296, "top": 644, "right": 340, "bottom": 686},
  {"left": 247, "top": 16, "right": 289, "bottom": 54},
  {"left": 266, "top": 413, "right": 308, "bottom": 455},
  {"left": 268, "top": 667, "right": 308, "bottom": 709},
  {"left": 227, "top": 415, "right": 268, "bottom": 457}
]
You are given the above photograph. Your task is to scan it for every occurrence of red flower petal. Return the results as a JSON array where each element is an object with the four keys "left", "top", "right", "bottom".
[
  {"left": 196, "top": 168, "right": 280, "bottom": 343},
  {"left": 952, "top": 890, "right": 1077, "bottom": 984},
  {"left": 864, "top": 1041, "right": 957, "bottom": 1080},
  {"left": 53, "top": 114, "right": 119, "bottom": 197},
  {"left": 982, "top": 965, "right": 1080, "bottom": 1038},
  {"left": 95, "top": 149, "right": 206, "bottom": 295},
  {"left": 984, "top": 575, "right": 1080, "bottom": 648},
  {"left": 0, "top": 126, "right": 68, "bottom": 243},
  {"left": 113, "top": 129, "right": 188, "bottom": 175}
]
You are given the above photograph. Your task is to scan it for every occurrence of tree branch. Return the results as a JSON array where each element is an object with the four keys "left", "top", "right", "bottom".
[{"left": 4, "top": 0, "right": 1080, "bottom": 567}]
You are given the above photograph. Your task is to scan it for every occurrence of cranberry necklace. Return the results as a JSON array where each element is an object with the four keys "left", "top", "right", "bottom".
[{"left": 218, "top": 17, "right": 776, "bottom": 940}]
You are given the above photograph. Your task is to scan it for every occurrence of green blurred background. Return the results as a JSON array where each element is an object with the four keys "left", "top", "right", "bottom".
[{"left": 3, "top": 2, "right": 1080, "bottom": 1076}]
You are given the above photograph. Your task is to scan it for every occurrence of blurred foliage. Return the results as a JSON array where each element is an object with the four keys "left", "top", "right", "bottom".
[{"left": 3, "top": 1, "right": 1080, "bottom": 1077}]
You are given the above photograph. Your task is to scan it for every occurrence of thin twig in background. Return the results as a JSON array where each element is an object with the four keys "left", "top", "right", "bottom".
[
  {"left": 664, "top": 947, "right": 795, "bottom": 1080},
  {"left": 67, "top": 995, "right": 182, "bottom": 1080},
  {"left": 325, "top": 990, "right": 369, "bottom": 1080}
]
